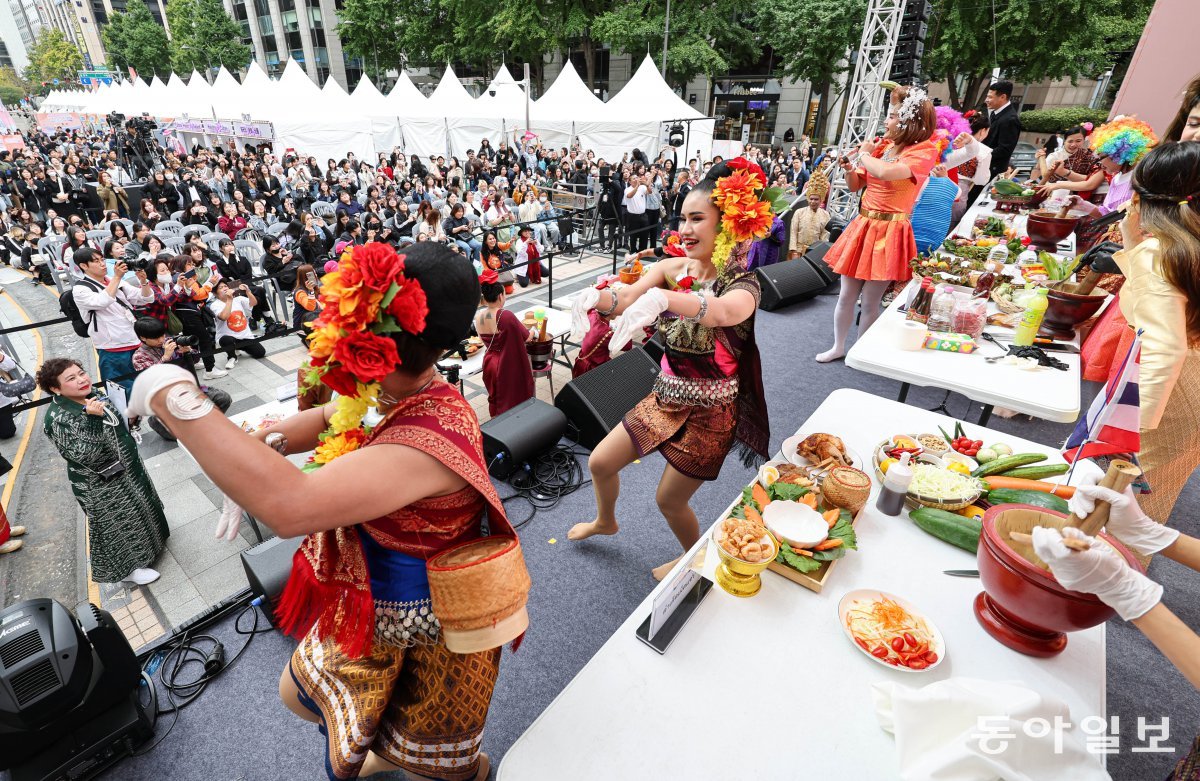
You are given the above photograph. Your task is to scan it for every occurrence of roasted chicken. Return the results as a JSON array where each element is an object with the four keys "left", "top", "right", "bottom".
[{"left": 796, "top": 433, "right": 851, "bottom": 466}]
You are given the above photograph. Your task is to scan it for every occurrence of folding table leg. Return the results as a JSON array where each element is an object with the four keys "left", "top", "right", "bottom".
[
  {"left": 978, "top": 405, "right": 994, "bottom": 427},
  {"left": 898, "top": 382, "right": 911, "bottom": 404}
]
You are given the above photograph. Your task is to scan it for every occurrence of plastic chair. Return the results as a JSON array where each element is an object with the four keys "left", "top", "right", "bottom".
[
  {"left": 155, "top": 220, "right": 186, "bottom": 237},
  {"left": 233, "top": 239, "right": 265, "bottom": 273},
  {"left": 85, "top": 230, "right": 110, "bottom": 250},
  {"left": 103, "top": 218, "right": 133, "bottom": 235},
  {"left": 311, "top": 202, "right": 335, "bottom": 219},
  {"left": 163, "top": 236, "right": 186, "bottom": 252},
  {"left": 266, "top": 222, "right": 288, "bottom": 237},
  {"left": 170, "top": 210, "right": 185, "bottom": 222},
  {"left": 205, "top": 232, "right": 231, "bottom": 252}
]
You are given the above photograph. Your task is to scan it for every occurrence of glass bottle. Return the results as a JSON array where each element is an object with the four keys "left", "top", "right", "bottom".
[{"left": 906, "top": 277, "right": 934, "bottom": 324}]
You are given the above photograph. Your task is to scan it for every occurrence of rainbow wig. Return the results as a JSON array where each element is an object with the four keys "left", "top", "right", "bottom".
[{"left": 1090, "top": 116, "right": 1158, "bottom": 167}]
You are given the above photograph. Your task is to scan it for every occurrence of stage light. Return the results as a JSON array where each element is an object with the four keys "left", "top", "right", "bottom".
[
  {"left": 668, "top": 124, "right": 685, "bottom": 147},
  {"left": 0, "top": 598, "right": 153, "bottom": 781}
]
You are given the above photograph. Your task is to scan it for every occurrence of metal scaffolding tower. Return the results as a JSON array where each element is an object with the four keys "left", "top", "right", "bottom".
[{"left": 826, "top": 0, "right": 905, "bottom": 221}]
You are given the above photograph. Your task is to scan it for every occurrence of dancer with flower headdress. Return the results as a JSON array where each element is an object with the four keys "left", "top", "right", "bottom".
[
  {"left": 567, "top": 159, "right": 778, "bottom": 580},
  {"left": 816, "top": 84, "right": 940, "bottom": 363},
  {"left": 125, "top": 242, "right": 529, "bottom": 781}
]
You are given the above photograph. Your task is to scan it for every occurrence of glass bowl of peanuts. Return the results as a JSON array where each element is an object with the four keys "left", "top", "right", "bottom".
[{"left": 713, "top": 516, "right": 778, "bottom": 598}]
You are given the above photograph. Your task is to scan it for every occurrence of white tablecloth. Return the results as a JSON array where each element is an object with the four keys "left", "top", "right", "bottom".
[
  {"left": 499, "top": 388, "right": 1106, "bottom": 780},
  {"left": 846, "top": 282, "right": 1083, "bottom": 423}
]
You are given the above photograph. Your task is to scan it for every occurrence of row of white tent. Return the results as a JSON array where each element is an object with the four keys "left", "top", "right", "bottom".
[{"left": 38, "top": 56, "right": 714, "bottom": 166}]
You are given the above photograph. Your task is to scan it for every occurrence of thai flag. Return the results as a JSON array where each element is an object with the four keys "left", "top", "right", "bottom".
[{"left": 1063, "top": 331, "right": 1141, "bottom": 462}]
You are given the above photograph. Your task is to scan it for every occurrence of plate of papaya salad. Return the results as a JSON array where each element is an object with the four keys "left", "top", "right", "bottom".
[{"left": 838, "top": 589, "right": 945, "bottom": 672}]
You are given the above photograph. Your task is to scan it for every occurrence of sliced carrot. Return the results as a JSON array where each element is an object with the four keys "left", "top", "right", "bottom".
[
  {"left": 814, "top": 538, "right": 844, "bottom": 551},
  {"left": 790, "top": 545, "right": 814, "bottom": 557},
  {"left": 822, "top": 509, "right": 841, "bottom": 528},
  {"left": 800, "top": 492, "right": 818, "bottom": 508},
  {"left": 981, "top": 476, "right": 1076, "bottom": 498},
  {"left": 752, "top": 483, "right": 771, "bottom": 511},
  {"left": 743, "top": 505, "right": 763, "bottom": 524}
]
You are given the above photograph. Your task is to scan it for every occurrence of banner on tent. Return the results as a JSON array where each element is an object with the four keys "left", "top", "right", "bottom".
[
  {"left": 36, "top": 112, "right": 82, "bottom": 131},
  {"left": 234, "top": 121, "right": 273, "bottom": 140},
  {"left": 0, "top": 107, "right": 16, "bottom": 133},
  {"left": 172, "top": 118, "right": 206, "bottom": 133},
  {"left": 203, "top": 120, "right": 234, "bottom": 136},
  {"left": 0, "top": 134, "right": 24, "bottom": 153}
]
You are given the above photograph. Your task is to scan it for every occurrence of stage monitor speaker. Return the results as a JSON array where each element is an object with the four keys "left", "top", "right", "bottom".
[
  {"left": 803, "top": 241, "right": 838, "bottom": 286},
  {"left": 756, "top": 258, "right": 829, "bottom": 311},
  {"left": 642, "top": 331, "right": 666, "bottom": 364},
  {"left": 556, "top": 347, "right": 660, "bottom": 450},
  {"left": 481, "top": 397, "right": 567, "bottom": 478},
  {"left": 240, "top": 535, "right": 302, "bottom": 628}
]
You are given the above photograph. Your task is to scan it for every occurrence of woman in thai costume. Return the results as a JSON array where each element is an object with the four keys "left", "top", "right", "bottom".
[
  {"left": 816, "top": 85, "right": 939, "bottom": 363},
  {"left": 567, "top": 159, "right": 774, "bottom": 580},
  {"left": 1036, "top": 124, "right": 1104, "bottom": 208},
  {"left": 127, "top": 243, "right": 525, "bottom": 781},
  {"left": 476, "top": 268, "right": 535, "bottom": 418}
]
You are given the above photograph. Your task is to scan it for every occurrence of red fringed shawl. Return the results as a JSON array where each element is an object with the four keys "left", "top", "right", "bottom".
[{"left": 275, "top": 379, "right": 514, "bottom": 658}]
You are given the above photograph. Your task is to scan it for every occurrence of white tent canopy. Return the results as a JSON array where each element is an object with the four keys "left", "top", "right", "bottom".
[{"left": 36, "top": 55, "right": 712, "bottom": 164}]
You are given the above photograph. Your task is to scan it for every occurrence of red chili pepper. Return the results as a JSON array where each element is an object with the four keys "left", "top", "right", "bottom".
[
  {"left": 904, "top": 632, "right": 917, "bottom": 648},
  {"left": 891, "top": 637, "right": 906, "bottom": 653},
  {"left": 855, "top": 637, "right": 870, "bottom": 651},
  {"left": 871, "top": 645, "right": 889, "bottom": 658}
]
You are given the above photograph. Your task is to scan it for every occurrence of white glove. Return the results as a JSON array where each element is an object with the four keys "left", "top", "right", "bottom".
[
  {"left": 127, "top": 363, "right": 197, "bottom": 419},
  {"left": 570, "top": 287, "right": 601, "bottom": 340},
  {"left": 1067, "top": 481, "right": 1179, "bottom": 556},
  {"left": 215, "top": 493, "right": 243, "bottom": 542},
  {"left": 608, "top": 288, "right": 669, "bottom": 358},
  {"left": 1031, "top": 526, "right": 1163, "bottom": 621}
]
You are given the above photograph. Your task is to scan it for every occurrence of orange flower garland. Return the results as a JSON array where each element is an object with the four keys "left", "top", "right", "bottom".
[
  {"left": 300, "top": 243, "right": 430, "bottom": 470},
  {"left": 710, "top": 157, "right": 784, "bottom": 270}
]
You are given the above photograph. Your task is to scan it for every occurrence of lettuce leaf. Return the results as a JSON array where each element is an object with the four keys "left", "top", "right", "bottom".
[
  {"left": 812, "top": 512, "right": 859, "bottom": 561},
  {"left": 776, "top": 542, "right": 822, "bottom": 573},
  {"left": 769, "top": 482, "right": 810, "bottom": 502}
]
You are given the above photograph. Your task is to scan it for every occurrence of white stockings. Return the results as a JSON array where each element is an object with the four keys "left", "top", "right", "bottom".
[{"left": 816, "top": 277, "right": 892, "bottom": 363}]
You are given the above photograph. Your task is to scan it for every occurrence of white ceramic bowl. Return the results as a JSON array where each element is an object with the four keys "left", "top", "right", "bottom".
[
  {"left": 942, "top": 451, "right": 979, "bottom": 472},
  {"left": 762, "top": 501, "right": 829, "bottom": 549},
  {"left": 916, "top": 432, "right": 951, "bottom": 455},
  {"left": 838, "top": 589, "right": 946, "bottom": 673}
]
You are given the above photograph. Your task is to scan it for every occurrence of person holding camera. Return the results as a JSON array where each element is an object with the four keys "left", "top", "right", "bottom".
[
  {"left": 132, "top": 317, "right": 232, "bottom": 440},
  {"left": 209, "top": 278, "right": 265, "bottom": 369},
  {"left": 72, "top": 247, "right": 156, "bottom": 397},
  {"left": 38, "top": 357, "right": 169, "bottom": 586}
]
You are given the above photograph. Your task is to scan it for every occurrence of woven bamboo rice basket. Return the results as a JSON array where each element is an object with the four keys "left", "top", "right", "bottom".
[
  {"left": 427, "top": 536, "right": 531, "bottom": 654},
  {"left": 822, "top": 466, "right": 872, "bottom": 513}
]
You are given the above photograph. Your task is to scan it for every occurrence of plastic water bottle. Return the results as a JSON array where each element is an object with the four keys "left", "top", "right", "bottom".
[
  {"left": 986, "top": 244, "right": 1010, "bottom": 268},
  {"left": 1013, "top": 288, "right": 1049, "bottom": 346}
]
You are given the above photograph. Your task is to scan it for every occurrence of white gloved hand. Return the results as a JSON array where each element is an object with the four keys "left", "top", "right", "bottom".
[
  {"left": 570, "top": 287, "right": 601, "bottom": 340},
  {"left": 607, "top": 288, "right": 669, "bottom": 358},
  {"left": 1031, "top": 526, "right": 1163, "bottom": 621},
  {"left": 1067, "top": 482, "right": 1179, "bottom": 556},
  {"left": 215, "top": 493, "right": 244, "bottom": 542},
  {"left": 127, "top": 363, "right": 198, "bottom": 419}
]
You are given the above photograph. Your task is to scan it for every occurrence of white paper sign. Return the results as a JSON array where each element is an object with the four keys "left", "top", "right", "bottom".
[{"left": 648, "top": 545, "right": 705, "bottom": 640}]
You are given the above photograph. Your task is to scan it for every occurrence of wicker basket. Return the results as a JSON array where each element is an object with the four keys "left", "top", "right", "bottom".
[
  {"left": 427, "top": 535, "right": 531, "bottom": 654},
  {"left": 908, "top": 490, "right": 982, "bottom": 511},
  {"left": 822, "top": 466, "right": 872, "bottom": 513},
  {"left": 992, "top": 288, "right": 1024, "bottom": 314}
]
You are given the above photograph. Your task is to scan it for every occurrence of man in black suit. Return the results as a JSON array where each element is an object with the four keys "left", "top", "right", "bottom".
[{"left": 982, "top": 79, "right": 1021, "bottom": 178}]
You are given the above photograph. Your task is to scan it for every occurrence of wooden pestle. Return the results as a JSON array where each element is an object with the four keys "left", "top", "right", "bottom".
[
  {"left": 1065, "top": 459, "right": 1142, "bottom": 537},
  {"left": 1055, "top": 202, "right": 1072, "bottom": 219},
  {"left": 1073, "top": 268, "right": 1104, "bottom": 296}
]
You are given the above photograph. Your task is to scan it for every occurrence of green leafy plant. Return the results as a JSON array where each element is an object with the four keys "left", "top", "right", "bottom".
[{"left": 1018, "top": 107, "right": 1111, "bottom": 134}]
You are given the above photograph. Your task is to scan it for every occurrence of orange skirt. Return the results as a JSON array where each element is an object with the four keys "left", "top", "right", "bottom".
[{"left": 825, "top": 213, "right": 916, "bottom": 282}]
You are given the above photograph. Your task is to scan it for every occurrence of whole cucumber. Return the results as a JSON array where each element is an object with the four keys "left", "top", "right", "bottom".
[
  {"left": 1000, "top": 464, "right": 1070, "bottom": 479},
  {"left": 910, "top": 507, "right": 981, "bottom": 553},
  {"left": 987, "top": 488, "right": 1069, "bottom": 514},
  {"left": 972, "top": 453, "right": 1047, "bottom": 478}
]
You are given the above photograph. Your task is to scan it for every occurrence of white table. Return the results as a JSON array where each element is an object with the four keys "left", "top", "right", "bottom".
[
  {"left": 953, "top": 195, "right": 1077, "bottom": 256},
  {"left": 846, "top": 281, "right": 1084, "bottom": 425},
  {"left": 499, "top": 389, "right": 1106, "bottom": 780}
]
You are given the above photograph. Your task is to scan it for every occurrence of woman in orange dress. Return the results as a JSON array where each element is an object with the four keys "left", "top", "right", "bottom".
[{"left": 817, "top": 85, "right": 939, "bottom": 363}]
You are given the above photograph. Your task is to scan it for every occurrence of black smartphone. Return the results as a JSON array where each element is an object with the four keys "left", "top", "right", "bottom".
[{"left": 183, "top": 269, "right": 196, "bottom": 279}]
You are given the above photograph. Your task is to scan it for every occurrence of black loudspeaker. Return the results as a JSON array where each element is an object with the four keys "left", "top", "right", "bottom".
[
  {"left": 642, "top": 331, "right": 666, "bottom": 364},
  {"left": 756, "top": 257, "right": 830, "bottom": 310},
  {"left": 556, "top": 347, "right": 660, "bottom": 450},
  {"left": 240, "top": 535, "right": 302, "bottom": 628},
  {"left": 481, "top": 398, "right": 567, "bottom": 478},
  {"left": 804, "top": 241, "right": 838, "bottom": 286}
]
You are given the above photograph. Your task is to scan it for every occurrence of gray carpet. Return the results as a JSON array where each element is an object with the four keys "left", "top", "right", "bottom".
[{"left": 83, "top": 292, "right": 1196, "bottom": 781}]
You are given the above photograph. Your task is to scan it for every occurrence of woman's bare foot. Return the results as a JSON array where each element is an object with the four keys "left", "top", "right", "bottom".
[
  {"left": 567, "top": 519, "right": 619, "bottom": 541},
  {"left": 815, "top": 348, "right": 845, "bottom": 364},
  {"left": 652, "top": 555, "right": 683, "bottom": 581}
]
